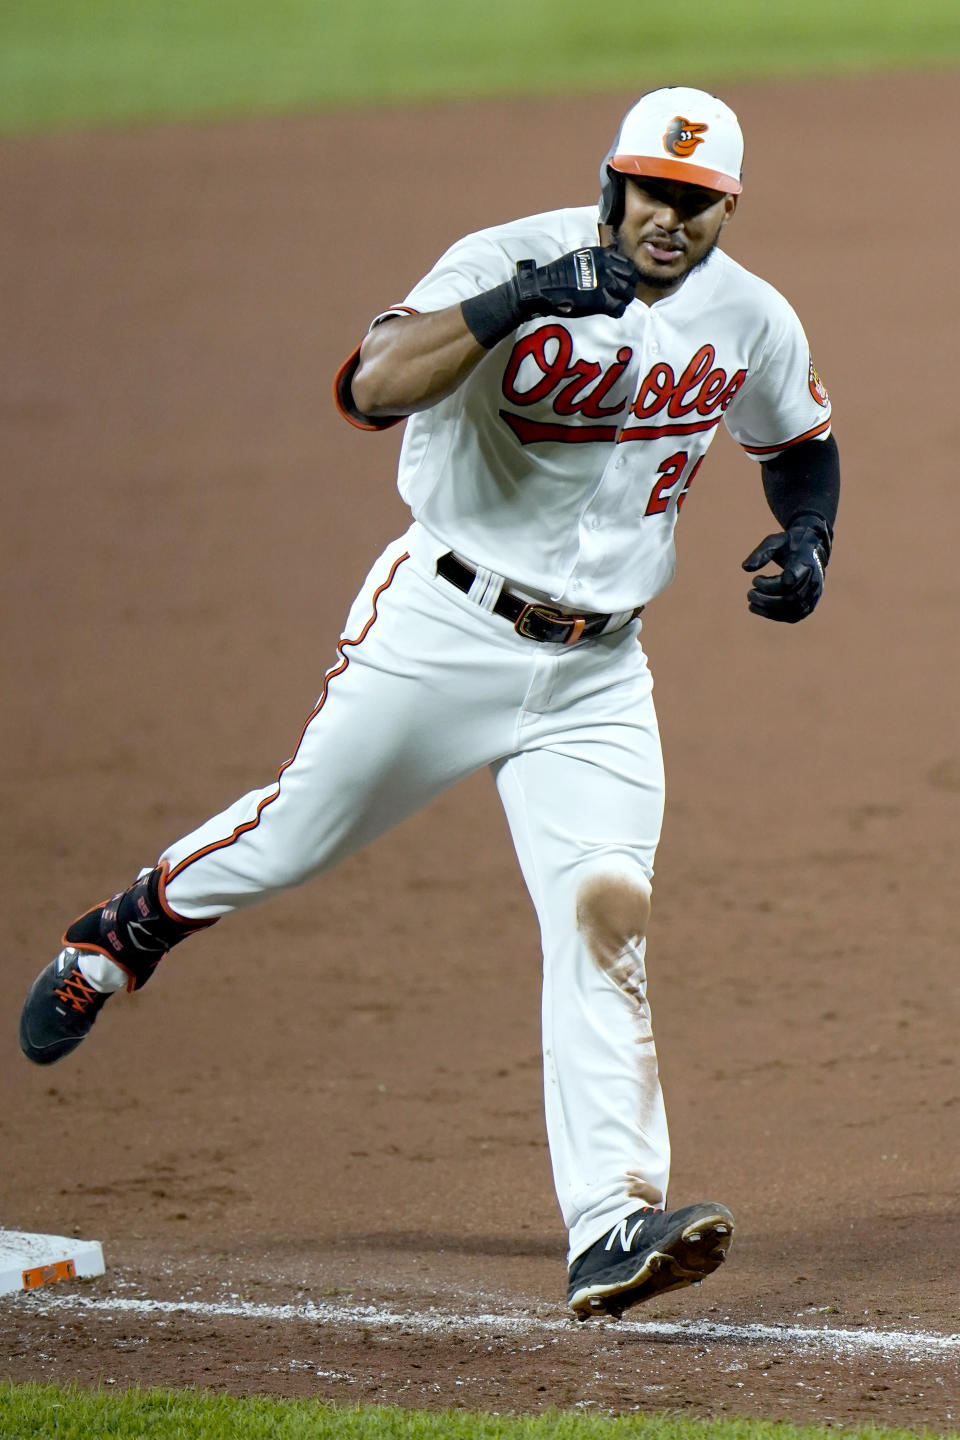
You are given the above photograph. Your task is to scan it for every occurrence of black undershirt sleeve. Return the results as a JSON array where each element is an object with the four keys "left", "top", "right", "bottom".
[{"left": 759, "top": 433, "right": 840, "bottom": 555}]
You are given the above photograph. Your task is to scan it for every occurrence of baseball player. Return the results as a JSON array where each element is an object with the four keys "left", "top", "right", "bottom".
[{"left": 20, "top": 87, "right": 839, "bottom": 1320}]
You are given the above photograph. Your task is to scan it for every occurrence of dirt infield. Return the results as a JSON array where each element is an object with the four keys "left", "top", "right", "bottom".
[{"left": 1, "top": 72, "right": 958, "bottom": 1429}]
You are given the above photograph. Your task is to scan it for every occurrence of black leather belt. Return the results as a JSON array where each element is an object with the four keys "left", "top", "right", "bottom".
[{"left": 436, "top": 551, "right": 640, "bottom": 646}]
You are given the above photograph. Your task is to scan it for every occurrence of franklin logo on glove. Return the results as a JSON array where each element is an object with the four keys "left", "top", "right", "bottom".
[{"left": 574, "top": 249, "right": 598, "bottom": 289}]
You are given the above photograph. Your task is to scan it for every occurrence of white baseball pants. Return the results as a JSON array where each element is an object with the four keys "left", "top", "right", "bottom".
[{"left": 155, "top": 523, "right": 669, "bottom": 1261}]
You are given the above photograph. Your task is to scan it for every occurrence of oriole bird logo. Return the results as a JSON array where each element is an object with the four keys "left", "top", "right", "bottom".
[
  {"left": 662, "top": 116, "right": 708, "bottom": 158},
  {"left": 808, "top": 359, "right": 830, "bottom": 408}
]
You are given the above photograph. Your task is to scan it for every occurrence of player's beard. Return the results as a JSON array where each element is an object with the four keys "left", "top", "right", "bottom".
[{"left": 612, "top": 229, "right": 720, "bottom": 290}]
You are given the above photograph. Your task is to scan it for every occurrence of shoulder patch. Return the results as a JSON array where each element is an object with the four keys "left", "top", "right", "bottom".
[{"left": 808, "top": 358, "right": 829, "bottom": 408}]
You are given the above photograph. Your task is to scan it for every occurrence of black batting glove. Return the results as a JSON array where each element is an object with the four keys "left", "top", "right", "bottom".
[
  {"left": 741, "top": 518, "right": 831, "bottom": 624},
  {"left": 514, "top": 248, "right": 640, "bottom": 320},
  {"left": 462, "top": 247, "right": 640, "bottom": 349}
]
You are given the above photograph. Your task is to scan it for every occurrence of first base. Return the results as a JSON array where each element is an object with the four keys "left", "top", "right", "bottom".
[{"left": 0, "top": 1230, "right": 105, "bottom": 1296}]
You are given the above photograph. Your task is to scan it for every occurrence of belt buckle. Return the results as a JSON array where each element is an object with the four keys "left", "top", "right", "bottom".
[{"left": 514, "top": 602, "right": 586, "bottom": 646}]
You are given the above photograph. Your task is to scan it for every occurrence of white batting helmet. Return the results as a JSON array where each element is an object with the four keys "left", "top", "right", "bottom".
[{"left": 599, "top": 87, "right": 744, "bottom": 224}]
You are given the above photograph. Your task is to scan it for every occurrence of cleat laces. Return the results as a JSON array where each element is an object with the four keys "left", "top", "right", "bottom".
[{"left": 54, "top": 965, "right": 101, "bottom": 1014}]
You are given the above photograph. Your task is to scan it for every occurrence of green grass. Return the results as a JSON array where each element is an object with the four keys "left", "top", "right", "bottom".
[
  {"left": 2, "top": 0, "right": 960, "bottom": 134},
  {"left": 2, "top": 1384, "right": 958, "bottom": 1440}
]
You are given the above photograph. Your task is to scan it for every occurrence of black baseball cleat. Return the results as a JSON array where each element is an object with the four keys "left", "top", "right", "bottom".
[
  {"left": 19, "top": 946, "right": 112, "bottom": 1065},
  {"left": 567, "top": 1202, "right": 735, "bottom": 1320},
  {"left": 19, "top": 863, "right": 217, "bottom": 1065}
]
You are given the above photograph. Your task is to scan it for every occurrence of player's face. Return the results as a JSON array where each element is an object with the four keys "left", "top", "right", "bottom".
[{"left": 610, "top": 176, "right": 738, "bottom": 300}]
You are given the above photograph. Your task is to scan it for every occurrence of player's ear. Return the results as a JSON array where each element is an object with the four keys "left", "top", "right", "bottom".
[{"left": 720, "top": 194, "right": 739, "bottom": 225}]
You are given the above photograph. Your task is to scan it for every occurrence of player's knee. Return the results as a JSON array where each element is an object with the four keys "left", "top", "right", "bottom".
[{"left": 575, "top": 870, "right": 652, "bottom": 970}]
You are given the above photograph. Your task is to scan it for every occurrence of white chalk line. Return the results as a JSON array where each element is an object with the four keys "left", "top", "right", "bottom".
[{"left": 15, "top": 1291, "right": 960, "bottom": 1362}]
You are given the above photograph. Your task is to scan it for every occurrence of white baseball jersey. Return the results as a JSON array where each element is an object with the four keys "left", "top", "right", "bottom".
[{"left": 364, "top": 206, "right": 832, "bottom": 615}]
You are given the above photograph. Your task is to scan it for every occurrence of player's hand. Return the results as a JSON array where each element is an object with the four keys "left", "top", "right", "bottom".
[
  {"left": 516, "top": 248, "right": 640, "bottom": 321},
  {"left": 741, "top": 522, "right": 829, "bottom": 623},
  {"left": 462, "top": 247, "right": 640, "bottom": 348}
]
